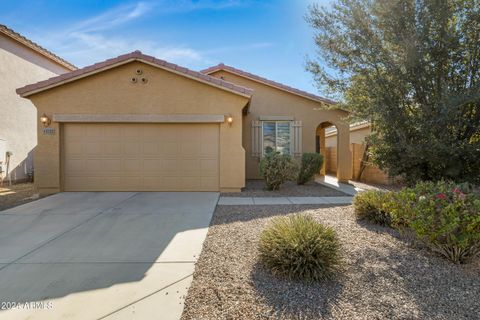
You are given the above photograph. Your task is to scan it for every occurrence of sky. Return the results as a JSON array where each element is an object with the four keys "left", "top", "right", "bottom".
[{"left": 1, "top": 0, "right": 332, "bottom": 95}]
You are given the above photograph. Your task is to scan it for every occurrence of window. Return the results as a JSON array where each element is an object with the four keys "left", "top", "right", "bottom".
[{"left": 262, "top": 121, "right": 291, "bottom": 155}]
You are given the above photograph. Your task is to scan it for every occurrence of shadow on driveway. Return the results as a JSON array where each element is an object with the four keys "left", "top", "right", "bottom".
[{"left": 0, "top": 191, "right": 217, "bottom": 318}]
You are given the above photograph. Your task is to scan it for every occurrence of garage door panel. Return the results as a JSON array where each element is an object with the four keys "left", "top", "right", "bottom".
[
  {"left": 63, "top": 123, "right": 219, "bottom": 191},
  {"left": 143, "top": 159, "right": 163, "bottom": 172},
  {"left": 64, "top": 144, "right": 83, "bottom": 156},
  {"left": 180, "top": 177, "right": 201, "bottom": 189},
  {"left": 104, "top": 143, "right": 122, "bottom": 155},
  {"left": 83, "top": 142, "right": 102, "bottom": 155},
  {"left": 202, "top": 177, "right": 219, "bottom": 189},
  {"left": 124, "top": 142, "right": 141, "bottom": 155},
  {"left": 181, "top": 143, "right": 201, "bottom": 156},
  {"left": 143, "top": 142, "right": 159, "bottom": 154},
  {"left": 64, "top": 159, "right": 85, "bottom": 172},
  {"left": 201, "top": 159, "right": 218, "bottom": 174}
]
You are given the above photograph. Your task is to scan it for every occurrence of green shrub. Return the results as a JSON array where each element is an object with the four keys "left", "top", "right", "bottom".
[
  {"left": 259, "top": 214, "right": 342, "bottom": 282},
  {"left": 259, "top": 152, "right": 299, "bottom": 190},
  {"left": 297, "top": 153, "right": 324, "bottom": 185},
  {"left": 392, "top": 181, "right": 480, "bottom": 263},
  {"left": 353, "top": 190, "right": 393, "bottom": 226}
]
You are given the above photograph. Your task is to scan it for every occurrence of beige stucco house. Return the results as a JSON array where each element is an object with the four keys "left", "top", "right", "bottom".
[
  {"left": 17, "top": 51, "right": 351, "bottom": 194},
  {"left": 0, "top": 25, "right": 75, "bottom": 183}
]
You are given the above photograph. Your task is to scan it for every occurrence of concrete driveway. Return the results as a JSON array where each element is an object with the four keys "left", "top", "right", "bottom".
[{"left": 0, "top": 192, "right": 218, "bottom": 319}]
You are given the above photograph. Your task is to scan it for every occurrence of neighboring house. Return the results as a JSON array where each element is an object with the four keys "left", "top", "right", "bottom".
[
  {"left": 325, "top": 121, "right": 371, "bottom": 147},
  {"left": 0, "top": 25, "right": 75, "bottom": 183},
  {"left": 325, "top": 121, "right": 393, "bottom": 184},
  {"left": 16, "top": 51, "right": 351, "bottom": 194}
]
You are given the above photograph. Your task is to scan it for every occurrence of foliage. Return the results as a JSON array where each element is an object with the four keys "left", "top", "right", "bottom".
[
  {"left": 353, "top": 190, "right": 394, "bottom": 226},
  {"left": 259, "top": 214, "right": 342, "bottom": 282},
  {"left": 297, "top": 153, "right": 324, "bottom": 185},
  {"left": 259, "top": 152, "right": 299, "bottom": 190},
  {"left": 307, "top": 0, "right": 480, "bottom": 184},
  {"left": 390, "top": 181, "right": 480, "bottom": 263}
]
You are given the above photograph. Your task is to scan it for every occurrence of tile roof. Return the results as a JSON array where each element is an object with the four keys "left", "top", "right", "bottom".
[
  {"left": 201, "top": 63, "right": 337, "bottom": 105},
  {"left": 325, "top": 120, "right": 370, "bottom": 135},
  {"left": 0, "top": 24, "right": 76, "bottom": 71},
  {"left": 16, "top": 51, "right": 253, "bottom": 97}
]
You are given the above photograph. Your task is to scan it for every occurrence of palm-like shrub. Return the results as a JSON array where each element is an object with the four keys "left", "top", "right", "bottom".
[
  {"left": 259, "top": 152, "right": 299, "bottom": 190},
  {"left": 259, "top": 214, "right": 342, "bottom": 282},
  {"left": 297, "top": 153, "right": 324, "bottom": 185}
]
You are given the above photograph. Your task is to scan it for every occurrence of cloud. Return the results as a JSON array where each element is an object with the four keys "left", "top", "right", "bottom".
[
  {"left": 57, "top": 32, "right": 206, "bottom": 67},
  {"left": 66, "top": 2, "right": 153, "bottom": 34},
  {"left": 33, "top": 0, "right": 268, "bottom": 68},
  {"left": 34, "top": 1, "right": 207, "bottom": 66}
]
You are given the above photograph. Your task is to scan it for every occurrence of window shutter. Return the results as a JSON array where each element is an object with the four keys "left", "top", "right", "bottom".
[
  {"left": 251, "top": 120, "right": 262, "bottom": 157},
  {"left": 292, "top": 120, "right": 302, "bottom": 157}
]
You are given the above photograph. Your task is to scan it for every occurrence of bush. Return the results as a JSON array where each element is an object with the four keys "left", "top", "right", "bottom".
[
  {"left": 353, "top": 190, "right": 393, "bottom": 226},
  {"left": 297, "top": 153, "right": 324, "bottom": 185},
  {"left": 392, "top": 181, "right": 480, "bottom": 263},
  {"left": 259, "top": 152, "right": 299, "bottom": 190},
  {"left": 259, "top": 214, "right": 342, "bottom": 282}
]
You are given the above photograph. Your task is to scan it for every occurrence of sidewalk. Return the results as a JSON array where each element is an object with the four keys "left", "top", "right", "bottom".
[
  {"left": 218, "top": 196, "right": 353, "bottom": 205},
  {"left": 315, "top": 175, "right": 363, "bottom": 196}
]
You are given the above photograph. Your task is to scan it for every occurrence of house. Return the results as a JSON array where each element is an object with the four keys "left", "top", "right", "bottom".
[
  {"left": 16, "top": 51, "right": 351, "bottom": 194},
  {"left": 325, "top": 121, "right": 393, "bottom": 184},
  {"left": 0, "top": 25, "right": 75, "bottom": 183},
  {"left": 325, "top": 121, "right": 371, "bottom": 147}
]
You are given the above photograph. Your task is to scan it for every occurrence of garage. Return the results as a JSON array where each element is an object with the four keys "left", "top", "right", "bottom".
[
  {"left": 63, "top": 123, "right": 220, "bottom": 191},
  {"left": 17, "top": 51, "right": 250, "bottom": 194}
]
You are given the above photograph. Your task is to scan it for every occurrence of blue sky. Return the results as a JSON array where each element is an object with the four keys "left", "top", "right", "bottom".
[{"left": 1, "top": 0, "right": 331, "bottom": 94}]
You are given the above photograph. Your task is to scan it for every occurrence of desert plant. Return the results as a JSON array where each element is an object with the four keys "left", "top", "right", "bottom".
[
  {"left": 259, "top": 214, "right": 342, "bottom": 282},
  {"left": 353, "top": 190, "right": 393, "bottom": 226},
  {"left": 297, "top": 153, "right": 324, "bottom": 185},
  {"left": 393, "top": 181, "right": 480, "bottom": 263},
  {"left": 259, "top": 152, "right": 299, "bottom": 190}
]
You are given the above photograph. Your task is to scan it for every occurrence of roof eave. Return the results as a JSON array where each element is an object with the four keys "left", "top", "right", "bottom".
[
  {"left": 17, "top": 54, "right": 253, "bottom": 99},
  {"left": 202, "top": 65, "right": 343, "bottom": 109},
  {"left": 0, "top": 25, "right": 76, "bottom": 71}
]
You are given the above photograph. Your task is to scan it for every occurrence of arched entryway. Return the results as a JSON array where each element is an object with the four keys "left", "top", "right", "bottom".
[{"left": 316, "top": 121, "right": 352, "bottom": 182}]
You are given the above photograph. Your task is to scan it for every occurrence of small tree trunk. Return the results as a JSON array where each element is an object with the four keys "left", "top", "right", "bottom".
[{"left": 357, "top": 143, "right": 370, "bottom": 181}]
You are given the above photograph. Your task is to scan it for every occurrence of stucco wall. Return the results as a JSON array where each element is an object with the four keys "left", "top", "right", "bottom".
[
  {"left": 208, "top": 70, "right": 352, "bottom": 181},
  {"left": 0, "top": 33, "right": 70, "bottom": 182},
  {"left": 27, "top": 61, "right": 249, "bottom": 194}
]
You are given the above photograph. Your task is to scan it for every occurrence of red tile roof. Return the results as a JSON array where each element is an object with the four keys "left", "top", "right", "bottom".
[
  {"left": 16, "top": 51, "right": 253, "bottom": 97},
  {"left": 0, "top": 24, "right": 76, "bottom": 71},
  {"left": 201, "top": 63, "right": 337, "bottom": 105}
]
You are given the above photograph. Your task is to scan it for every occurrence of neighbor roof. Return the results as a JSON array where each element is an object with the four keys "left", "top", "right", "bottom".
[
  {"left": 0, "top": 24, "right": 76, "bottom": 71},
  {"left": 325, "top": 120, "right": 370, "bottom": 136},
  {"left": 201, "top": 63, "right": 337, "bottom": 105},
  {"left": 16, "top": 51, "right": 253, "bottom": 98}
]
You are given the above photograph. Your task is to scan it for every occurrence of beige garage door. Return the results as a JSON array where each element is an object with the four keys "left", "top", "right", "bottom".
[{"left": 63, "top": 123, "right": 219, "bottom": 191}]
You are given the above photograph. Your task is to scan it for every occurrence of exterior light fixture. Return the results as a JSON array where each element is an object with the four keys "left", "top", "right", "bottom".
[
  {"left": 226, "top": 116, "right": 234, "bottom": 125},
  {"left": 40, "top": 113, "right": 51, "bottom": 127}
]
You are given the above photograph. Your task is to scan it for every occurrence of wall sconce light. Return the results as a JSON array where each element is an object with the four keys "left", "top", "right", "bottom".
[
  {"left": 40, "top": 113, "right": 51, "bottom": 127},
  {"left": 226, "top": 115, "right": 234, "bottom": 125}
]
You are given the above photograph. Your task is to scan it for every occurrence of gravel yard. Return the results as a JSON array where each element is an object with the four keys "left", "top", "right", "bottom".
[
  {"left": 182, "top": 204, "right": 480, "bottom": 320},
  {"left": 0, "top": 183, "right": 40, "bottom": 211},
  {"left": 222, "top": 180, "right": 346, "bottom": 197}
]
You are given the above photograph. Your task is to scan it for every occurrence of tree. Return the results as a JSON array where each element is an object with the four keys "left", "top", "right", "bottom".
[{"left": 307, "top": 0, "right": 480, "bottom": 184}]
